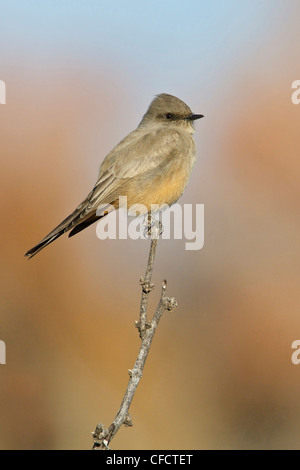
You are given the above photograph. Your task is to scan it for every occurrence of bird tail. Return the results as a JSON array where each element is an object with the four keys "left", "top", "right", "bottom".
[
  {"left": 25, "top": 231, "right": 66, "bottom": 259},
  {"left": 25, "top": 208, "right": 83, "bottom": 259},
  {"left": 24, "top": 199, "right": 114, "bottom": 259},
  {"left": 25, "top": 195, "right": 93, "bottom": 259}
]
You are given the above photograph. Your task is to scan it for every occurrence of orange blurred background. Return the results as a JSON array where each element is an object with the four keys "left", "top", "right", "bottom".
[{"left": 1, "top": 1, "right": 300, "bottom": 449}]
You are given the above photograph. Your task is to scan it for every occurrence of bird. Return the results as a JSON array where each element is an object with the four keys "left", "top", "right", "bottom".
[{"left": 25, "top": 93, "right": 204, "bottom": 259}]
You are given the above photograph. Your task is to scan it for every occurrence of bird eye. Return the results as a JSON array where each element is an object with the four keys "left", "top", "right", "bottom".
[{"left": 165, "top": 113, "right": 173, "bottom": 120}]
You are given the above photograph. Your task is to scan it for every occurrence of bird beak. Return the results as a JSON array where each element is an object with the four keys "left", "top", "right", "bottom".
[{"left": 186, "top": 114, "right": 204, "bottom": 121}]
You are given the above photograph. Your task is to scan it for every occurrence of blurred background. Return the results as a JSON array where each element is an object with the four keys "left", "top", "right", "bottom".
[{"left": 1, "top": 0, "right": 300, "bottom": 450}]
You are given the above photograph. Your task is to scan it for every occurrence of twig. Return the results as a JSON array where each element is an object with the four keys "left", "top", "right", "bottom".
[{"left": 92, "top": 219, "right": 177, "bottom": 450}]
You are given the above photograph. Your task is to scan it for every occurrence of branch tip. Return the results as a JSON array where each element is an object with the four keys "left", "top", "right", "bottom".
[{"left": 164, "top": 297, "right": 178, "bottom": 311}]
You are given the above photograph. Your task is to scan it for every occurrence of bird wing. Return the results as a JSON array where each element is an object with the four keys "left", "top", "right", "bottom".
[
  {"left": 86, "top": 127, "right": 181, "bottom": 209},
  {"left": 25, "top": 127, "right": 182, "bottom": 258}
]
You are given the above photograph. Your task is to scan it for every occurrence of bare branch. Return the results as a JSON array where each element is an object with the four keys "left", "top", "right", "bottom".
[{"left": 92, "top": 219, "right": 177, "bottom": 450}]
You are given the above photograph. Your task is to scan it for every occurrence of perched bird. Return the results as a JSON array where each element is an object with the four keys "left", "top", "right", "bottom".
[{"left": 25, "top": 93, "right": 204, "bottom": 259}]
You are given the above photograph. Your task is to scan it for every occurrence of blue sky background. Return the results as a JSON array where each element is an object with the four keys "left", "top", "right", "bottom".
[
  {"left": 0, "top": 0, "right": 291, "bottom": 91},
  {"left": 1, "top": 0, "right": 298, "bottom": 168}
]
